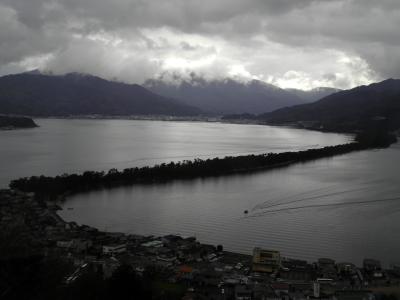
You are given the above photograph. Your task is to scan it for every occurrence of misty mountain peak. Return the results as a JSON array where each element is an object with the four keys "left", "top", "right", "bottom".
[{"left": 144, "top": 76, "right": 339, "bottom": 114}]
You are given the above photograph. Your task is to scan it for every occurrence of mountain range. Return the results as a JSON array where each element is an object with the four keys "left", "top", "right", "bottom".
[
  {"left": 259, "top": 79, "right": 400, "bottom": 132},
  {"left": 0, "top": 72, "right": 201, "bottom": 116},
  {"left": 286, "top": 87, "right": 341, "bottom": 103},
  {"left": 144, "top": 77, "right": 338, "bottom": 114},
  {"left": 3, "top": 71, "right": 396, "bottom": 131},
  {"left": 0, "top": 71, "right": 343, "bottom": 117}
]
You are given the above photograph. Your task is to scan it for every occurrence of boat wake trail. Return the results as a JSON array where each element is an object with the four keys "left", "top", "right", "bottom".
[
  {"left": 245, "top": 196, "right": 400, "bottom": 219},
  {"left": 252, "top": 179, "right": 386, "bottom": 212},
  {"left": 253, "top": 185, "right": 376, "bottom": 212}
]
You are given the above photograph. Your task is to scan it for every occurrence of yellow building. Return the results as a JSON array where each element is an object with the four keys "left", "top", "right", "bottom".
[{"left": 252, "top": 247, "right": 281, "bottom": 273}]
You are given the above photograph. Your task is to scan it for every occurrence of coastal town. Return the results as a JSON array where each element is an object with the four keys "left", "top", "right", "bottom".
[{"left": 1, "top": 188, "right": 400, "bottom": 300}]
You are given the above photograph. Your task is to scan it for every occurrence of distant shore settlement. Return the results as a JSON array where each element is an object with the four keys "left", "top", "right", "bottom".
[{"left": 1, "top": 189, "right": 400, "bottom": 300}]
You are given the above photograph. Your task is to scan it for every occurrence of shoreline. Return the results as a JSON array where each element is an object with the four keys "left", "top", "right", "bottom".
[
  {"left": 9, "top": 136, "right": 396, "bottom": 198},
  {"left": 23, "top": 115, "right": 355, "bottom": 135},
  {"left": 2, "top": 139, "right": 399, "bottom": 298},
  {"left": 1, "top": 188, "right": 399, "bottom": 298},
  {"left": 0, "top": 115, "right": 38, "bottom": 130},
  {"left": 0, "top": 187, "right": 395, "bottom": 268}
]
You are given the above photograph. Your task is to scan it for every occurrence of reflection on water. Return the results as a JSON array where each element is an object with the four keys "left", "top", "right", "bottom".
[
  {"left": 4, "top": 119, "right": 398, "bottom": 265},
  {"left": 60, "top": 144, "right": 400, "bottom": 266},
  {"left": 0, "top": 119, "right": 349, "bottom": 187}
]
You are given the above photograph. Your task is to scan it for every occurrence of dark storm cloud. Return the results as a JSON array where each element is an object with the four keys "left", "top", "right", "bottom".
[{"left": 0, "top": 0, "right": 398, "bottom": 88}]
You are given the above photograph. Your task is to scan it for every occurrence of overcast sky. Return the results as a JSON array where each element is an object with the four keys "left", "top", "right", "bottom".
[{"left": 0, "top": 0, "right": 399, "bottom": 90}]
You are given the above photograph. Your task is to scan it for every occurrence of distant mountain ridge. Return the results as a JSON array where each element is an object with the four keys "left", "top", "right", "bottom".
[
  {"left": 144, "top": 77, "right": 321, "bottom": 114},
  {"left": 287, "top": 87, "right": 342, "bottom": 103},
  {"left": 259, "top": 79, "right": 400, "bottom": 132},
  {"left": 0, "top": 72, "right": 201, "bottom": 117}
]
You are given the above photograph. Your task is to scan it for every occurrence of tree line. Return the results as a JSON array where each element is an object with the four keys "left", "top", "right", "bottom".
[{"left": 9, "top": 131, "right": 397, "bottom": 198}]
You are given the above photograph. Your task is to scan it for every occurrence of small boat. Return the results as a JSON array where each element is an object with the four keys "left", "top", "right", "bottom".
[
  {"left": 244, "top": 210, "right": 248, "bottom": 214},
  {"left": 67, "top": 207, "right": 74, "bottom": 210}
]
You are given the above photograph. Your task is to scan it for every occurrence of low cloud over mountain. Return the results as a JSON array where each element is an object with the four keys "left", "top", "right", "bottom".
[
  {"left": 1, "top": 1, "right": 399, "bottom": 90},
  {"left": 145, "top": 75, "right": 339, "bottom": 114}
]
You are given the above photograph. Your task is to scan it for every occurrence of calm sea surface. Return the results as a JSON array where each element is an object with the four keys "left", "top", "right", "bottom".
[
  {"left": 2, "top": 119, "right": 400, "bottom": 265},
  {"left": 0, "top": 119, "right": 348, "bottom": 187}
]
